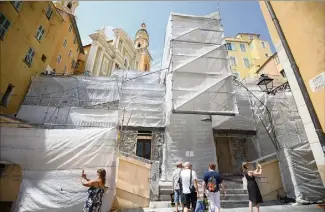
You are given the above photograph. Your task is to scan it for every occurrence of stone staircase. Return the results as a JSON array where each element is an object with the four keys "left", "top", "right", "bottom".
[{"left": 150, "top": 175, "right": 248, "bottom": 210}]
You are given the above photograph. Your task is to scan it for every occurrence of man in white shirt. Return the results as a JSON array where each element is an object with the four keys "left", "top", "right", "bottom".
[
  {"left": 172, "top": 161, "right": 183, "bottom": 212},
  {"left": 180, "top": 162, "right": 199, "bottom": 212}
]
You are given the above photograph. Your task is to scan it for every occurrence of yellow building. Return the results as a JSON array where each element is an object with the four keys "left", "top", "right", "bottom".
[
  {"left": 259, "top": 1, "right": 325, "bottom": 185},
  {"left": 254, "top": 52, "right": 287, "bottom": 86},
  {"left": 0, "top": 1, "right": 84, "bottom": 115},
  {"left": 50, "top": 1, "right": 84, "bottom": 75},
  {"left": 225, "top": 33, "right": 272, "bottom": 79},
  {"left": 134, "top": 23, "right": 151, "bottom": 71},
  {"left": 0, "top": 1, "right": 63, "bottom": 115}
]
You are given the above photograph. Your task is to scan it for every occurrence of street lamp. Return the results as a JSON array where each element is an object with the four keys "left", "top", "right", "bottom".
[{"left": 257, "top": 74, "right": 274, "bottom": 94}]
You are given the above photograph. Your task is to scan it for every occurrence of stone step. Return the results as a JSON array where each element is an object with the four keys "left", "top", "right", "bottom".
[
  {"left": 160, "top": 193, "right": 248, "bottom": 202},
  {"left": 149, "top": 200, "right": 249, "bottom": 209},
  {"left": 161, "top": 188, "right": 247, "bottom": 195},
  {"left": 223, "top": 194, "right": 248, "bottom": 201}
]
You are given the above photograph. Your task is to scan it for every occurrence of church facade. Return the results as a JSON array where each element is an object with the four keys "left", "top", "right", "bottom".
[{"left": 82, "top": 23, "right": 152, "bottom": 76}]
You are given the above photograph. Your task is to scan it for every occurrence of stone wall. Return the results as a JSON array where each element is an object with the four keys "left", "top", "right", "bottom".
[
  {"left": 118, "top": 129, "right": 164, "bottom": 200},
  {"left": 119, "top": 130, "right": 138, "bottom": 155},
  {"left": 230, "top": 137, "right": 248, "bottom": 174},
  {"left": 119, "top": 129, "right": 164, "bottom": 162}
]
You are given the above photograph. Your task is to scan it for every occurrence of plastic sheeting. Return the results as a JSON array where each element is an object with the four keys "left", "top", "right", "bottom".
[
  {"left": 161, "top": 114, "right": 217, "bottom": 181},
  {"left": 212, "top": 78, "right": 325, "bottom": 201},
  {"left": 0, "top": 127, "right": 117, "bottom": 212},
  {"left": 161, "top": 12, "right": 237, "bottom": 118},
  {"left": 277, "top": 143, "right": 325, "bottom": 202},
  {"left": 17, "top": 70, "right": 165, "bottom": 128}
]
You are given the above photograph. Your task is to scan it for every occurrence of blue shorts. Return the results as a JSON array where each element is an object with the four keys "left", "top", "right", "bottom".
[{"left": 174, "top": 189, "right": 183, "bottom": 203}]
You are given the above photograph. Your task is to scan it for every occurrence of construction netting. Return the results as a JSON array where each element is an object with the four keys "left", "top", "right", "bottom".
[
  {"left": 212, "top": 77, "right": 325, "bottom": 201},
  {"left": 161, "top": 12, "right": 237, "bottom": 122},
  {"left": 0, "top": 127, "right": 117, "bottom": 212},
  {"left": 17, "top": 70, "right": 165, "bottom": 128}
]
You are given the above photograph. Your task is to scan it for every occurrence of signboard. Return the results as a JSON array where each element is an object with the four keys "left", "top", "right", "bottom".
[{"left": 309, "top": 72, "right": 325, "bottom": 92}]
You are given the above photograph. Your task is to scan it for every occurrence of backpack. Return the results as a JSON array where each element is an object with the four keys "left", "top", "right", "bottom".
[{"left": 207, "top": 175, "right": 218, "bottom": 192}]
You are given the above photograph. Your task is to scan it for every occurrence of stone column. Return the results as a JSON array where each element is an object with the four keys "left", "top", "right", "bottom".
[
  {"left": 94, "top": 48, "right": 104, "bottom": 76},
  {"left": 85, "top": 42, "right": 98, "bottom": 74},
  {"left": 160, "top": 137, "right": 167, "bottom": 181}
]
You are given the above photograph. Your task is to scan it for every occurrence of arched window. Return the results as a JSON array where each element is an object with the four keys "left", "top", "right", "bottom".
[
  {"left": 67, "top": 2, "right": 72, "bottom": 9},
  {"left": 137, "top": 43, "right": 141, "bottom": 48},
  {"left": 124, "top": 58, "right": 128, "bottom": 68}
]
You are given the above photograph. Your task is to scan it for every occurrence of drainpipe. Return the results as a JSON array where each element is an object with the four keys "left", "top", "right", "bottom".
[{"left": 265, "top": 1, "right": 325, "bottom": 151}]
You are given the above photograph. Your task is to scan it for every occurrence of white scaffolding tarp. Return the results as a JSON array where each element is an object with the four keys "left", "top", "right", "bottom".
[
  {"left": 0, "top": 127, "right": 117, "bottom": 212},
  {"left": 161, "top": 12, "right": 237, "bottom": 119},
  {"left": 211, "top": 78, "right": 325, "bottom": 201},
  {"left": 17, "top": 70, "right": 165, "bottom": 128}
]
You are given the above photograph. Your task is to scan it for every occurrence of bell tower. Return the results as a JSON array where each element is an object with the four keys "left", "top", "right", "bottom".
[
  {"left": 135, "top": 23, "right": 151, "bottom": 71},
  {"left": 60, "top": 0, "right": 79, "bottom": 15}
]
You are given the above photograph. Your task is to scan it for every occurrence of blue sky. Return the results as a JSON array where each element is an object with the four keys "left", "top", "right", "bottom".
[{"left": 75, "top": 1, "right": 275, "bottom": 68}]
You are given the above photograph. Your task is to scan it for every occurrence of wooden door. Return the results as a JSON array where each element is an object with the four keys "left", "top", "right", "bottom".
[{"left": 215, "top": 137, "right": 233, "bottom": 173}]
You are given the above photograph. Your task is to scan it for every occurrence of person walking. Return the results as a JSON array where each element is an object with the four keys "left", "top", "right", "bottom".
[
  {"left": 202, "top": 164, "right": 225, "bottom": 212},
  {"left": 180, "top": 162, "right": 199, "bottom": 212},
  {"left": 81, "top": 169, "right": 106, "bottom": 212},
  {"left": 242, "top": 162, "right": 263, "bottom": 212},
  {"left": 172, "top": 161, "right": 184, "bottom": 212}
]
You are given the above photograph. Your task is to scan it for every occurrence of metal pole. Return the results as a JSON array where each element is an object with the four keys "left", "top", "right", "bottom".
[{"left": 265, "top": 1, "right": 325, "bottom": 149}]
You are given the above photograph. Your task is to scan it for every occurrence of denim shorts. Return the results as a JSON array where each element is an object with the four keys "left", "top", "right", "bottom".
[{"left": 174, "top": 189, "right": 183, "bottom": 203}]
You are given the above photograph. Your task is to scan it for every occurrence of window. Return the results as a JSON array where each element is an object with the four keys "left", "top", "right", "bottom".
[
  {"left": 229, "top": 56, "right": 237, "bottom": 66},
  {"left": 35, "top": 25, "right": 45, "bottom": 41},
  {"left": 249, "top": 43, "right": 254, "bottom": 50},
  {"left": 11, "top": 1, "right": 22, "bottom": 11},
  {"left": 243, "top": 58, "right": 251, "bottom": 68},
  {"left": 240, "top": 43, "right": 246, "bottom": 52},
  {"left": 249, "top": 35, "right": 254, "bottom": 40},
  {"left": 68, "top": 49, "right": 72, "bottom": 58},
  {"left": 24, "top": 48, "right": 35, "bottom": 66},
  {"left": 118, "top": 39, "right": 123, "bottom": 50},
  {"left": 63, "top": 65, "right": 67, "bottom": 73},
  {"left": 57, "top": 54, "right": 62, "bottom": 64},
  {"left": 280, "top": 70, "right": 286, "bottom": 78},
  {"left": 69, "top": 24, "right": 72, "bottom": 32},
  {"left": 71, "top": 58, "right": 75, "bottom": 67},
  {"left": 124, "top": 58, "right": 128, "bottom": 68},
  {"left": 45, "top": 4, "right": 53, "bottom": 19},
  {"left": 274, "top": 55, "right": 280, "bottom": 64},
  {"left": 67, "top": 2, "right": 72, "bottom": 9},
  {"left": 137, "top": 43, "right": 141, "bottom": 48},
  {"left": 226, "top": 42, "right": 235, "bottom": 51},
  {"left": 1, "top": 84, "right": 15, "bottom": 107},
  {"left": 136, "top": 139, "right": 151, "bottom": 160},
  {"left": 145, "top": 64, "right": 148, "bottom": 71},
  {"left": 261, "top": 41, "right": 266, "bottom": 48},
  {"left": 265, "top": 53, "right": 269, "bottom": 57},
  {"left": 0, "top": 13, "right": 11, "bottom": 40},
  {"left": 136, "top": 131, "right": 152, "bottom": 160},
  {"left": 63, "top": 38, "right": 67, "bottom": 48},
  {"left": 41, "top": 54, "right": 47, "bottom": 62},
  {"left": 73, "top": 37, "right": 76, "bottom": 44}
]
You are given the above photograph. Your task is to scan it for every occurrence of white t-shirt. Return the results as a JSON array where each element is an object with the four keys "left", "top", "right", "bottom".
[{"left": 180, "top": 169, "right": 198, "bottom": 194}]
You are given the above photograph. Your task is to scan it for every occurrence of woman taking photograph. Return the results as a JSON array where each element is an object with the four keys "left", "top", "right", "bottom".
[
  {"left": 242, "top": 162, "right": 263, "bottom": 212},
  {"left": 81, "top": 168, "right": 106, "bottom": 212}
]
